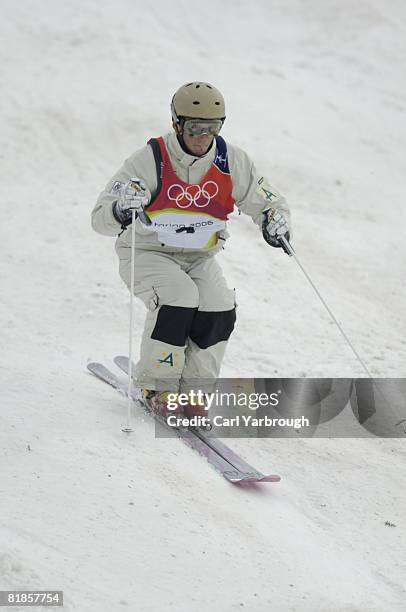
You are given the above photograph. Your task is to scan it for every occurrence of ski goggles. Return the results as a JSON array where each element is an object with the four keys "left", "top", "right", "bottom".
[{"left": 183, "top": 118, "right": 224, "bottom": 136}]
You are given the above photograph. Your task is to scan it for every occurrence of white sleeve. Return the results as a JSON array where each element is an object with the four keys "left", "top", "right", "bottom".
[
  {"left": 91, "top": 144, "right": 157, "bottom": 236},
  {"left": 228, "top": 144, "right": 291, "bottom": 229}
]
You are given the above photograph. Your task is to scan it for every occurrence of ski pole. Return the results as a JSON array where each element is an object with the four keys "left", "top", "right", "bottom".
[
  {"left": 278, "top": 235, "right": 374, "bottom": 379},
  {"left": 122, "top": 208, "right": 137, "bottom": 433}
]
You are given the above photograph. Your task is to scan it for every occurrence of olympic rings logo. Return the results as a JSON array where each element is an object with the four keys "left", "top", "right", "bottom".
[{"left": 167, "top": 181, "right": 219, "bottom": 208}]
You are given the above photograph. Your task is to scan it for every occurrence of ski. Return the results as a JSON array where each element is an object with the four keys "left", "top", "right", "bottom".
[
  {"left": 114, "top": 355, "right": 281, "bottom": 484},
  {"left": 88, "top": 361, "right": 261, "bottom": 483},
  {"left": 87, "top": 361, "right": 280, "bottom": 484}
]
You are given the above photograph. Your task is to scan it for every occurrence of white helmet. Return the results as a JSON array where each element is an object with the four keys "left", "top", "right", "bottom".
[{"left": 171, "top": 82, "right": 226, "bottom": 123}]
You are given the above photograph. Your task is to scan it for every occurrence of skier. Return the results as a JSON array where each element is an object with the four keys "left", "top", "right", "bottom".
[{"left": 91, "top": 81, "right": 291, "bottom": 418}]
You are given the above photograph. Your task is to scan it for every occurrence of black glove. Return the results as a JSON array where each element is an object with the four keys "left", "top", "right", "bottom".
[
  {"left": 262, "top": 208, "right": 291, "bottom": 254},
  {"left": 112, "top": 178, "right": 150, "bottom": 225}
]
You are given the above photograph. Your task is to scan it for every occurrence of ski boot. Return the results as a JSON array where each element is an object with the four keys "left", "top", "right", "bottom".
[
  {"left": 183, "top": 395, "right": 212, "bottom": 430},
  {"left": 143, "top": 390, "right": 183, "bottom": 418}
]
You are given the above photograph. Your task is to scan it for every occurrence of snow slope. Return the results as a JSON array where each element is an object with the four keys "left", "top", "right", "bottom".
[{"left": 1, "top": 1, "right": 405, "bottom": 610}]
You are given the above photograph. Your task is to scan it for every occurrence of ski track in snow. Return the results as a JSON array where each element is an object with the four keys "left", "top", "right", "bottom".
[{"left": 1, "top": 1, "right": 405, "bottom": 610}]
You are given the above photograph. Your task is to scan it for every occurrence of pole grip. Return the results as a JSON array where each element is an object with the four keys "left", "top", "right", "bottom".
[
  {"left": 279, "top": 235, "right": 294, "bottom": 256},
  {"left": 138, "top": 208, "right": 152, "bottom": 226},
  {"left": 128, "top": 178, "right": 153, "bottom": 226}
]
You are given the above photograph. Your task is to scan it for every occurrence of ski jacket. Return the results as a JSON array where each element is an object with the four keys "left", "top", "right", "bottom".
[
  {"left": 137, "top": 135, "right": 236, "bottom": 249},
  {"left": 91, "top": 132, "right": 290, "bottom": 256}
]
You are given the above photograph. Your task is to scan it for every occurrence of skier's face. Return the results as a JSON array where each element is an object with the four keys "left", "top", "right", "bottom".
[{"left": 181, "top": 130, "right": 215, "bottom": 156}]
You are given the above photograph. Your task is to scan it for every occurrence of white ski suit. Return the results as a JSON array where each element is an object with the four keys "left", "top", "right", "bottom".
[{"left": 92, "top": 132, "right": 290, "bottom": 391}]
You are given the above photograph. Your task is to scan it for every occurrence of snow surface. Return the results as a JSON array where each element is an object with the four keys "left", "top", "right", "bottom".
[{"left": 1, "top": 0, "right": 405, "bottom": 610}]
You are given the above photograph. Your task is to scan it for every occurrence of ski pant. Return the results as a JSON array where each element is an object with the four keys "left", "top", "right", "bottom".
[{"left": 118, "top": 249, "right": 236, "bottom": 391}]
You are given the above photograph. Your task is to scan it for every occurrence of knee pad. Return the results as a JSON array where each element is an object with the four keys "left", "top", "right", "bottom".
[
  {"left": 189, "top": 308, "right": 236, "bottom": 349},
  {"left": 151, "top": 305, "right": 198, "bottom": 346}
]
